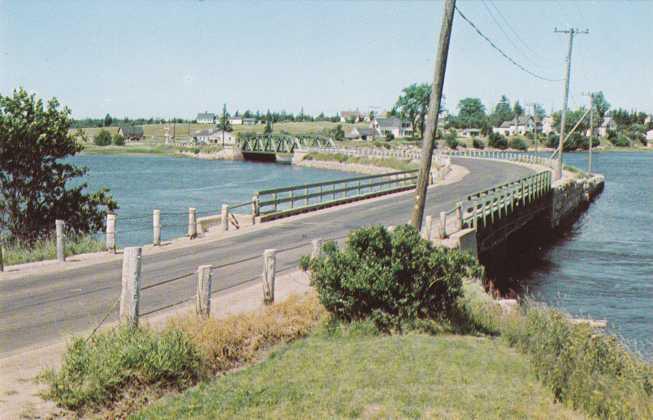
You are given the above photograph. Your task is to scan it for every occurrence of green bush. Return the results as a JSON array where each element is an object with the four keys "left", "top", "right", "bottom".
[
  {"left": 509, "top": 136, "right": 528, "bottom": 151},
  {"left": 472, "top": 137, "right": 485, "bottom": 149},
  {"left": 298, "top": 255, "right": 311, "bottom": 271},
  {"left": 93, "top": 129, "right": 112, "bottom": 146},
  {"left": 488, "top": 132, "right": 508, "bottom": 149},
  {"left": 112, "top": 133, "right": 125, "bottom": 146},
  {"left": 309, "top": 225, "right": 481, "bottom": 330},
  {"left": 41, "top": 326, "right": 202, "bottom": 412},
  {"left": 444, "top": 130, "right": 459, "bottom": 149},
  {"left": 610, "top": 134, "right": 631, "bottom": 147}
]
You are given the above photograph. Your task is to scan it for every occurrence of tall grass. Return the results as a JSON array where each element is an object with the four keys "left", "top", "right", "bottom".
[
  {"left": 303, "top": 152, "right": 417, "bottom": 171},
  {"left": 2, "top": 235, "right": 105, "bottom": 266},
  {"left": 460, "top": 281, "right": 653, "bottom": 418}
]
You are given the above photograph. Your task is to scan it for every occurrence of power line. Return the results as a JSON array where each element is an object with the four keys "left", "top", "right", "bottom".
[{"left": 455, "top": 6, "right": 562, "bottom": 82}]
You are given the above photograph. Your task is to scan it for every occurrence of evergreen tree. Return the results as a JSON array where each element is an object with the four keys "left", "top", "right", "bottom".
[{"left": 264, "top": 110, "right": 273, "bottom": 134}]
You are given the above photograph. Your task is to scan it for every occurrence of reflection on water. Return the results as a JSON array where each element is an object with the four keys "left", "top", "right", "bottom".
[{"left": 493, "top": 152, "right": 653, "bottom": 359}]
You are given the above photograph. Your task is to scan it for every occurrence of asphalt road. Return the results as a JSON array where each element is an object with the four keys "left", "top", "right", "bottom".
[{"left": 0, "top": 158, "right": 532, "bottom": 356}]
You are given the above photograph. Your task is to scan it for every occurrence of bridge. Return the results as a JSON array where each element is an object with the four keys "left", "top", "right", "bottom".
[
  {"left": 237, "top": 133, "right": 335, "bottom": 160},
  {"left": 0, "top": 152, "right": 603, "bottom": 357}
]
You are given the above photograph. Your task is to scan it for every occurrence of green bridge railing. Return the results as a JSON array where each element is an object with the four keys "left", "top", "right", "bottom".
[
  {"left": 252, "top": 170, "right": 418, "bottom": 221},
  {"left": 438, "top": 171, "right": 552, "bottom": 238}
]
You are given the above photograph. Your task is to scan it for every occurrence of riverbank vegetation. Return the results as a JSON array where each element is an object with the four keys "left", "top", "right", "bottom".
[
  {"left": 303, "top": 152, "right": 417, "bottom": 172},
  {"left": 39, "top": 228, "right": 652, "bottom": 418},
  {"left": 1, "top": 235, "right": 105, "bottom": 266}
]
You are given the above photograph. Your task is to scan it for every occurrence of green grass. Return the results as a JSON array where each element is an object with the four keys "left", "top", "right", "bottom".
[
  {"left": 303, "top": 152, "right": 417, "bottom": 171},
  {"left": 80, "top": 143, "right": 222, "bottom": 157},
  {"left": 2, "top": 235, "right": 105, "bottom": 266},
  {"left": 135, "top": 330, "right": 582, "bottom": 419}
]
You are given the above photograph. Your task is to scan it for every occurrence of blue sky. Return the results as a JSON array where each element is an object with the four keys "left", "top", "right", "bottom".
[{"left": 1, "top": 1, "right": 651, "bottom": 119}]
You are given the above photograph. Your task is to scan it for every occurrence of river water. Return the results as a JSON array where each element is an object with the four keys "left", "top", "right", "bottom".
[
  {"left": 74, "top": 152, "right": 652, "bottom": 358},
  {"left": 72, "top": 155, "right": 357, "bottom": 248},
  {"left": 499, "top": 152, "right": 653, "bottom": 359}
]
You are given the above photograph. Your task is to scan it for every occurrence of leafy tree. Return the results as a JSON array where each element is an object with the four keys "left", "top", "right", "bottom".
[
  {"left": 103, "top": 113, "right": 112, "bottom": 127},
  {"left": 553, "top": 108, "right": 589, "bottom": 135},
  {"left": 74, "top": 128, "right": 89, "bottom": 143},
  {"left": 112, "top": 133, "right": 125, "bottom": 146},
  {"left": 264, "top": 110, "right": 273, "bottom": 134},
  {"left": 513, "top": 101, "right": 524, "bottom": 117},
  {"left": 217, "top": 104, "right": 232, "bottom": 132},
  {"left": 94, "top": 129, "right": 112, "bottom": 146},
  {"left": 444, "top": 129, "right": 459, "bottom": 149},
  {"left": 0, "top": 88, "right": 117, "bottom": 244},
  {"left": 591, "top": 91, "right": 610, "bottom": 127},
  {"left": 330, "top": 124, "right": 345, "bottom": 141},
  {"left": 488, "top": 132, "right": 508, "bottom": 149},
  {"left": 456, "top": 98, "right": 486, "bottom": 129},
  {"left": 472, "top": 137, "right": 485, "bottom": 149},
  {"left": 491, "top": 95, "right": 513, "bottom": 126},
  {"left": 533, "top": 103, "right": 546, "bottom": 120},
  {"left": 394, "top": 83, "right": 431, "bottom": 138}
]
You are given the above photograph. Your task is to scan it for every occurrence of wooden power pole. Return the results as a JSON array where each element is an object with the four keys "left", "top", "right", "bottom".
[
  {"left": 583, "top": 92, "right": 595, "bottom": 173},
  {"left": 411, "top": 0, "right": 456, "bottom": 230},
  {"left": 554, "top": 27, "right": 588, "bottom": 180}
]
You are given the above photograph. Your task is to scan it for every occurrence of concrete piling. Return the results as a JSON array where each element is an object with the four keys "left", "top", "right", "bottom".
[
  {"left": 120, "top": 247, "right": 142, "bottom": 327},
  {"left": 221, "top": 204, "right": 229, "bottom": 232},
  {"left": 262, "top": 249, "right": 276, "bottom": 305},
  {"left": 422, "top": 215, "right": 433, "bottom": 241},
  {"left": 439, "top": 212, "right": 447, "bottom": 239},
  {"left": 311, "top": 239, "right": 322, "bottom": 259},
  {"left": 106, "top": 214, "right": 116, "bottom": 253},
  {"left": 456, "top": 202, "right": 463, "bottom": 230},
  {"left": 196, "top": 265, "right": 212, "bottom": 318},
  {"left": 188, "top": 208, "right": 197, "bottom": 239},
  {"left": 55, "top": 219, "right": 65, "bottom": 262},
  {"left": 153, "top": 209, "right": 161, "bottom": 246}
]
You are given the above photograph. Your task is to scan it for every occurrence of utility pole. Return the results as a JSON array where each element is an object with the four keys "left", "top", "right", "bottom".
[
  {"left": 554, "top": 27, "right": 588, "bottom": 180},
  {"left": 411, "top": 0, "right": 456, "bottom": 230},
  {"left": 526, "top": 102, "right": 538, "bottom": 153},
  {"left": 583, "top": 92, "right": 595, "bottom": 173}
]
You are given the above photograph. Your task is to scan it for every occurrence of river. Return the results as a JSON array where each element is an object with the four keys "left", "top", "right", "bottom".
[
  {"left": 498, "top": 151, "right": 653, "bottom": 359},
  {"left": 72, "top": 155, "right": 358, "bottom": 248}
]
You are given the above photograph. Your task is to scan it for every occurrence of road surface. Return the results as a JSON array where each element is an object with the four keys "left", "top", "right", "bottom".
[{"left": 0, "top": 158, "right": 532, "bottom": 356}]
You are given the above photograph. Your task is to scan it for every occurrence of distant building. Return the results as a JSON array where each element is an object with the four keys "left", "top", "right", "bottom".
[
  {"left": 340, "top": 111, "right": 364, "bottom": 123},
  {"left": 229, "top": 116, "right": 243, "bottom": 125},
  {"left": 345, "top": 127, "right": 382, "bottom": 141},
  {"left": 196, "top": 112, "right": 216, "bottom": 124},
  {"left": 117, "top": 126, "right": 144, "bottom": 141},
  {"left": 376, "top": 117, "right": 413, "bottom": 138},
  {"left": 542, "top": 116, "right": 555, "bottom": 135},
  {"left": 646, "top": 129, "right": 653, "bottom": 148},
  {"left": 597, "top": 117, "right": 616, "bottom": 138},
  {"left": 242, "top": 117, "right": 257, "bottom": 126},
  {"left": 460, "top": 128, "right": 482, "bottom": 138},
  {"left": 192, "top": 128, "right": 235, "bottom": 145},
  {"left": 493, "top": 115, "right": 539, "bottom": 136}
]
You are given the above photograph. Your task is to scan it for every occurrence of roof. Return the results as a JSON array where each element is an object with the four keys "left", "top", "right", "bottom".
[
  {"left": 118, "top": 126, "right": 144, "bottom": 137},
  {"left": 196, "top": 112, "right": 216, "bottom": 120},
  {"left": 376, "top": 117, "right": 402, "bottom": 129}
]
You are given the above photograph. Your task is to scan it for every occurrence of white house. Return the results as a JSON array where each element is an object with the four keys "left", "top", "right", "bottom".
[
  {"left": 229, "top": 116, "right": 243, "bottom": 125},
  {"left": 196, "top": 112, "right": 216, "bottom": 124},
  {"left": 192, "top": 128, "right": 235, "bottom": 145},
  {"left": 646, "top": 129, "right": 653, "bottom": 148},
  {"left": 542, "top": 116, "right": 555, "bottom": 135},
  {"left": 597, "top": 117, "right": 616, "bottom": 138},
  {"left": 242, "top": 117, "right": 257, "bottom": 125},
  {"left": 493, "top": 115, "right": 538, "bottom": 136},
  {"left": 460, "top": 128, "right": 481, "bottom": 138},
  {"left": 376, "top": 117, "right": 413, "bottom": 138},
  {"left": 345, "top": 127, "right": 382, "bottom": 141}
]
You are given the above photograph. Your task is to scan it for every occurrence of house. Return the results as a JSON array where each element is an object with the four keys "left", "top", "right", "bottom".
[
  {"left": 493, "top": 115, "right": 539, "bottom": 136},
  {"left": 229, "top": 116, "right": 243, "bottom": 125},
  {"left": 345, "top": 127, "right": 382, "bottom": 141},
  {"left": 542, "top": 116, "right": 555, "bottom": 135},
  {"left": 242, "top": 117, "right": 257, "bottom": 126},
  {"left": 597, "top": 117, "right": 616, "bottom": 137},
  {"left": 340, "top": 111, "right": 364, "bottom": 123},
  {"left": 376, "top": 117, "right": 413, "bottom": 138},
  {"left": 117, "top": 126, "right": 144, "bottom": 141},
  {"left": 196, "top": 112, "right": 216, "bottom": 124},
  {"left": 460, "top": 128, "right": 481, "bottom": 138},
  {"left": 646, "top": 129, "right": 653, "bottom": 148},
  {"left": 192, "top": 128, "right": 235, "bottom": 145}
]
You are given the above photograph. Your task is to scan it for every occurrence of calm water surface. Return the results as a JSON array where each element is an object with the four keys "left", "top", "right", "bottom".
[
  {"left": 503, "top": 152, "right": 652, "bottom": 359},
  {"left": 72, "top": 155, "right": 358, "bottom": 247}
]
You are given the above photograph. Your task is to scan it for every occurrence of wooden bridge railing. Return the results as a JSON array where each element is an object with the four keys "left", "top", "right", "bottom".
[{"left": 252, "top": 170, "right": 418, "bottom": 221}]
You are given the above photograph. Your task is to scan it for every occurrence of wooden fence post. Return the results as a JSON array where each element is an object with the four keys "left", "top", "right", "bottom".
[
  {"left": 120, "top": 247, "right": 142, "bottom": 327},
  {"left": 311, "top": 239, "right": 322, "bottom": 259},
  {"left": 0, "top": 242, "right": 4, "bottom": 272},
  {"left": 456, "top": 201, "right": 463, "bottom": 230},
  {"left": 196, "top": 265, "right": 212, "bottom": 318},
  {"left": 262, "top": 249, "right": 276, "bottom": 305},
  {"left": 106, "top": 214, "right": 116, "bottom": 253},
  {"left": 55, "top": 219, "right": 65, "bottom": 262},
  {"left": 153, "top": 209, "right": 161, "bottom": 246},
  {"left": 439, "top": 212, "right": 447, "bottom": 239},
  {"left": 188, "top": 208, "right": 197, "bottom": 239},
  {"left": 221, "top": 204, "right": 229, "bottom": 232},
  {"left": 422, "top": 215, "right": 433, "bottom": 241},
  {"left": 251, "top": 195, "right": 258, "bottom": 225}
]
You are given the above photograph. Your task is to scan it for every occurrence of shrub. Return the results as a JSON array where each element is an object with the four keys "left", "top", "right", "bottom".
[
  {"left": 509, "top": 136, "right": 528, "bottom": 151},
  {"left": 444, "top": 129, "right": 459, "bottom": 149},
  {"left": 93, "top": 129, "right": 112, "bottom": 146},
  {"left": 41, "top": 326, "right": 202, "bottom": 411},
  {"left": 112, "top": 133, "right": 125, "bottom": 146},
  {"left": 488, "top": 132, "right": 508, "bottom": 149},
  {"left": 610, "top": 134, "right": 631, "bottom": 147},
  {"left": 472, "top": 137, "right": 485, "bottom": 149},
  {"left": 309, "top": 225, "right": 481, "bottom": 330},
  {"left": 385, "top": 131, "right": 395, "bottom": 141},
  {"left": 298, "top": 255, "right": 311, "bottom": 271}
]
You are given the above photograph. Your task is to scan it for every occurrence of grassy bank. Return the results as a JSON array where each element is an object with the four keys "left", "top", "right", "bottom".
[
  {"left": 137, "top": 330, "right": 581, "bottom": 419},
  {"left": 303, "top": 152, "right": 417, "bottom": 172},
  {"left": 2, "top": 235, "right": 105, "bottom": 266}
]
